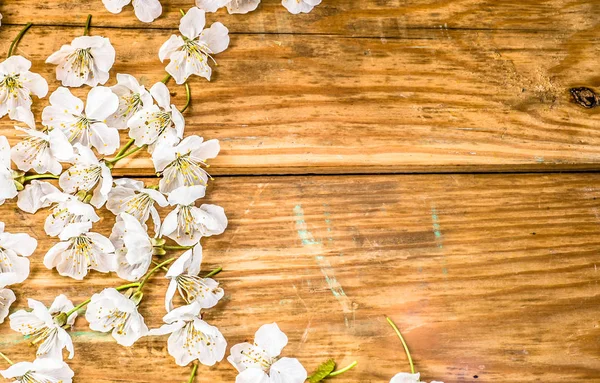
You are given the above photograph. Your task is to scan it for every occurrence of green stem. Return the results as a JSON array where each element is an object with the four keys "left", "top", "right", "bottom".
[
  {"left": 187, "top": 362, "right": 199, "bottom": 383},
  {"left": 151, "top": 260, "right": 170, "bottom": 272},
  {"left": 163, "top": 245, "right": 194, "bottom": 251},
  {"left": 386, "top": 317, "right": 415, "bottom": 374},
  {"left": 64, "top": 283, "right": 140, "bottom": 317},
  {"left": 83, "top": 14, "right": 92, "bottom": 36},
  {"left": 8, "top": 22, "right": 33, "bottom": 58},
  {"left": 204, "top": 266, "right": 222, "bottom": 278},
  {"left": 23, "top": 173, "right": 60, "bottom": 182},
  {"left": 180, "top": 9, "right": 186, "bottom": 16},
  {"left": 180, "top": 82, "right": 191, "bottom": 113},
  {"left": 114, "top": 138, "right": 135, "bottom": 159},
  {"left": 106, "top": 144, "right": 145, "bottom": 165},
  {"left": 137, "top": 258, "right": 176, "bottom": 291},
  {"left": 161, "top": 73, "right": 171, "bottom": 84},
  {"left": 0, "top": 351, "right": 13, "bottom": 365},
  {"left": 328, "top": 361, "right": 358, "bottom": 377}
]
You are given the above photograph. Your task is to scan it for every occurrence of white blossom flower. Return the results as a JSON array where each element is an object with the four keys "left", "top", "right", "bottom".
[
  {"left": 0, "top": 358, "right": 74, "bottom": 383},
  {"left": 106, "top": 74, "right": 153, "bottom": 129},
  {"left": 0, "top": 56, "right": 48, "bottom": 128},
  {"left": 11, "top": 126, "right": 73, "bottom": 175},
  {"left": 282, "top": 0, "right": 321, "bottom": 14},
  {"left": 390, "top": 373, "right": 443, "bottom": 383},
  {"left": 152, "top": 135, "right": 219, "bottom": 194},
  {"left": 127, "top": 82, "right": 184, "bottom": 150},
  {"left": 44, "top": 222, "right": 115, "bottom": 280},
  {"left": 161, "top": 186, "right": 227, "bottom": 246},
  {"left": 103, "top": 0, "right": 163, "bottom": 23},
  {"left": 42, "top": 86, "right": 120, "bottom": 155},
  {"left": 107, "top": 178, "right": 168, "bottom": 232},
  {"left": 196, "top": 0, "right": 260, "bottom": 14},
  {"left": 0, "top": 288, "right": 16, "bottom": 324},
  {"left": 0, "top": 136, "right": 18, "bottom": 205},
  {"left": 164, "top": 243, "right": 223, "bottom": 311},
  {"left": 59, "top": 144, "right": 113, "bottom": 208},
  {"left": 110, "top": 213, "right": 154, "bottom": 281},
  {"left": 0, "top": 221, "right": 37, "bottom": 288},
  {"left": 9, "top": 295, "right": 77, "bottom": 360},
  {"left": 42, "top": 191, "right": 100, "bottom": 237},
  {"left": 228, "top": 323, "right": 307, "bottom": 383},
  {"left": 158, "top": 7, "right": 230, "bottom": 84},
  {"left": 148, "top": 302, "right": 226, "bottom": 366},
  {"left": 17, "top": 180, "right": 60, "bottom": 214},
  {"left": 46, "top": 36, "right": 116, "bottom": 88},
  {"left": 85, "top": 287, "right": 148, "bottom": 346}
]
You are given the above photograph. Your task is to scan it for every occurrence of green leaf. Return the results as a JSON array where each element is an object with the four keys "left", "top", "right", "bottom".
[{"left": 308, "top": 359, "right": 336, "bottom": 383}]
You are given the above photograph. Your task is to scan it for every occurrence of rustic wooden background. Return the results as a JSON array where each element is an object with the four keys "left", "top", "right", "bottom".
[{"left": 1, "top": 1, "right": 599, "bottom": 382}]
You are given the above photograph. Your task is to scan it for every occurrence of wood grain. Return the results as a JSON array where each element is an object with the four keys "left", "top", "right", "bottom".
[
  {"left": 0, "top": 174, "right": 599, "bottom": 382},
  {"left": 1, "top": 24, "right": 600, "bottom": 175},
  {"left": 1, "top": 0, "right": 599, "bottom": 36}
]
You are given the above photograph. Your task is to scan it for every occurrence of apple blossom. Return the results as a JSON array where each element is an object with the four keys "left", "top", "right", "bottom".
[
  {"left": 9, "top": 295, "right": 77, "bottom": 360},
  {"left": 85, "top": 287, "right": 149, "bottom": 346},
  {"left": 282, "top": 0, "right": 321, "bottom": 14},
  {"left": 44, "top": 222, "right": 116, "bottom": 280},
  {"left": 42, "top": 191, "right": 101, "bottom": 237},
  {"left": 228, "top": 323, "right": 307, "bottom": 383},
  {"left": 0, "top": 288, "right": 16, "bottom": 324},
  {"left": 107, "top": 74, "right": 153, "bottom": 129},
  {"left": 59, "top": 144, "right": 113, "bottom": 208},
  {"left": 0, "top": 136, "right": 19, "bottom": 205},
  {"left": 161, "top": 186, "right": 227, "bottom": 246},
  {"left": 159, "top": 7, "right": 230, "bottom": 84},
  {"left": 11, "top": 126, "right": 73, "bottom": 175},
  {"left": 42, "top": 86, "right": 120, "bottom": 155},
  {"left": 0, "top": 56, "right": 48, "bottom": 128},
  {"left": 107, "top": 178, "right": 168, "bottom": 232},
  {"left": 0, "top": 221, "right": 37, "bottom": 288},
  {"left": 0, "top": 358, "right": 74, "bottom": 383},
  {"left": 103, "top": 0, "right": 163, "bottom": 23},
  {"left": 152, "top": 135, "right": 220, "bottom": 194},
  {"left": 148, "top": 302, "right": 227, "bottom": 366},
  {"left": 46, "top": 36, "right": 116, "bottom": 88},
  {"left": 164, "top": 243, "right": 224, "bottom": 311},
  {"left": 196, "top": 0, "right": 261, "bottom": 14},
  {"left": 16, "top": 180, "right": 60, "bottom": 214},
  {"left": 110, "top": 213, "right": 155, "bottom": 281}
]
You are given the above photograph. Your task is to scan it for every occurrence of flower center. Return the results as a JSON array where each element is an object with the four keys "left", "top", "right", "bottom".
[
  {"left": 65, "top": 164, "right": 102, "bottom": 192},
  {"left": 239, "top": 345, "right": 274, "bottom": 371},
  {"left": 176, "top": 205, "right": 197, "bottom": 241},
  {"left": 66, "top": 48, "right": 94, "bottom": 79},
  {"left": 104, "top": 308, "right": 132, "bottom": 335},
  {"left": 162, "top": 152, "right": 211, "bottom": 188},
  {"left": 183, "top": 38, "right": 216, "bottom": 65},
  {"left": 1, "top": 74, "right": 23, "bottom": 94},
  {"left": 122, "top": 93, "right": 144, "bottom": 118},
  {"left": 176, "top": 274, "right": 215, "bottom": 304},
  {"left": 122, "top": 192, "right": 153, "bottom": 221}
]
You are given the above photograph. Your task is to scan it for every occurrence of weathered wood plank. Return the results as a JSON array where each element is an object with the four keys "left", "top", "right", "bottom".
[
  {"left": 0, "top": 25, "right": 599, "bottom": 175},
  {"left": 1, "top": 0, "right": 599, "bottom": 36},
  {"left": 0, "top": 173, "right": 599, "bottom": 382}
]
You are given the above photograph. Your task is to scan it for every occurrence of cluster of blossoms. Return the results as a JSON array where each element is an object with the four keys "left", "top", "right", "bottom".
[
  {"left": 104, "top": 0, "right": 321, "bottom": 22},
  {"left": 0, "top": 5, "right": 369, "bottom": 383}
]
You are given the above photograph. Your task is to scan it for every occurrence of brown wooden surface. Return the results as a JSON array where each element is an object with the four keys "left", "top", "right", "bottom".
[
  {"left": 0, "top": 11, "right": 600, "bottom": 173},
  {"left": 1, "top": 174, "right": 600, "bottom": 382},
  {"left": 1, "top": 1, "right": 600, "bottom": 383}
]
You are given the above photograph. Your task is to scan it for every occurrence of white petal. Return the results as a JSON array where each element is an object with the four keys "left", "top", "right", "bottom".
[
  {"left": 199, "top": 22, "right": 230, "bottom": 54},
  {"left": 0, "top": 288, "right": 15, "bottom": 323},
  {"left": 196, "top": 0, "right": 230, "bottom": 12},
  {"left": 103, "top": 0, "right": 131, "bottom": 13},
  {"left": 268, "top": 357, "right": 308, "bottom": 383},
  {"left": 0, "top": 231, "right": 37, "bottom": 256},
  {"left": 255, "top": 323, "right": 288, "bottom": 358},
  {"left": 168, "top": 185, "right": 206, "bottom": 206},
  {"left": 17, "top": 181, "right": 59, "bottom": 213},
  {"left": 179, "top": 7, "right": 206, "bottom": 39},
  {"left": 236, "top": 368, "right": 271, "bottom": 383},
  {"left": 150, "top": 82, "right": 171, "bottom": 110},
  {"left": 133, "top": 0, "right": 163, "bottom": 23},
  {"left": 89, "top": 122, "right": 120, "bottom": 155},
  {"left": 158, "top": 35, "right": 185, "bottom": 62},
  {"left": 227, "top": 0, "right": 261, "bottom": 14},
  {"left": 390, "top": 373, "right": 421, "bottom": 383},
  {"left": 85, "top": 86, "right": 119, "bottom": 120}
]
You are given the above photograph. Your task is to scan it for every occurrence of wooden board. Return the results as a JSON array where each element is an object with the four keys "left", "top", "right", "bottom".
[
  {"left": 1, "top": 0, "right": 600, "bottom": 36},
  {"left": 0, "top": 24, "right": 600, "bottom": 174},
  {"left": 1, "top": 174, "right": 599, "bottom": 382}
]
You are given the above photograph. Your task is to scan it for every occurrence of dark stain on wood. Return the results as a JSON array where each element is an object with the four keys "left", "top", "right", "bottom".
[{"left": 570, "top": 87, "right": 599, "bottom": 109}]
